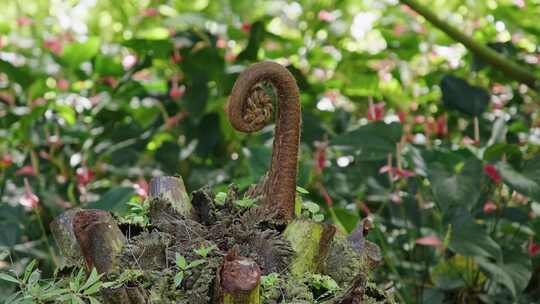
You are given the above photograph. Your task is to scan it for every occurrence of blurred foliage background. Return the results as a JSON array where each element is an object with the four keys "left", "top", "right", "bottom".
[{"left": 1, "top": 0, "right": 540, "bottom": 303}]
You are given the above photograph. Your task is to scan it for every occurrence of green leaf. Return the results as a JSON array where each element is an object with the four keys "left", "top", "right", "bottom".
[
  {"left": 496, "top": 157, "right": 540, "bottom": 202},
  {"left": 476, "top": 257, "right": 518, "bottom": 297},
  {"left": 214, "top": 192, "right": 227, "bottom": 206},
  {"left": 187, "top": 259, "right": 206, "bottom": 269},
  {"left": 176, "top": 254, "right": 187, "bottom": 269},
  {"left": 86, "top": 187, "right": 135, "bottom": 215},
  {"left": 449, "top": 211, "right": 501, "bottom": 260},
  {"left": 80, "top": 268, "right": 100, "bottom": 292},
  {"left": 303, "top": 201, "right": 320, "bottom": 214},
  {"left": 483, "top": 143, "right": 521, "bottom": 163},
  {"left": 136, "top": 27, "right": 170, "bottom": 40},
  {"left": 0, "top": 60, "right": 33, "bottom": 88},
  {"left": 195, "top": 244, "right": 217, "bottom": 258},
  {"left": 234, "top": 198, "right": 255, "bottom": 208},
  {"left": 247, "top": 146, "right": 271, "bottom": 178},
  {"left": 237, "top": 20, "right": 266, "bottom": 61},
  {"left": 62, "top": 37, "right": 101, "bottom": 68},
  {"left": 331, "top": 121, "right": 402, "bottom": 161},
  {"left": 296, "top": 186, "right": 309, "bottom": 194},
  {"left": 183, "top": 73, "right": 209, "bottom": 117},
  {"left": 431, "top": 255, "right": 484, "bottom": 290},
  {"left": 440, "top": 75, "right": 489, "bottom": 116},
  {"left": 23, "top": 260, "right": 37, "bottom": 283},
  {"left": 174, "top": 272, "right": 184, "bottom": 287},
  {"left": 428, "top": 158, "right": 483, "bottom": 210},
  {"left": 0, "top": 273, "right": 19, "bottom": 284},
  {"left": 94, "top": 55, "right": 123, "bottom": 77},
  {"left": 89, "top": 297, "right": 101, "bottom": 304},
  {"left": 123, "top": 39, "right": 173, "bottom": 59}
]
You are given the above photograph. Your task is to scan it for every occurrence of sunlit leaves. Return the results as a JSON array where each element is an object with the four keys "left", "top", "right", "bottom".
[{"left": 61, "top": 37, "right": 101, "bottom": 68}]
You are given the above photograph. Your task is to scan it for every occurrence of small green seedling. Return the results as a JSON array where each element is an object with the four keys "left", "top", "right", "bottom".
[
  {"left": 194, "top": 244, "right": 218, "bottom": 258},
  {"left": 174, "top": 253, "right": 206, "bottom": 287}
]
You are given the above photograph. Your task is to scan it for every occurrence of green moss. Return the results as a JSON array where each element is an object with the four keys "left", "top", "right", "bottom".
[{"left": 283, "top": 219, "right": 323, "bottom": 277}]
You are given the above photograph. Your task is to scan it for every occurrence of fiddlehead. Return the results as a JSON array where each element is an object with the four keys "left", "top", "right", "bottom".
[{"left": 227, "top": 61, "right": 301, "bottom": 222}]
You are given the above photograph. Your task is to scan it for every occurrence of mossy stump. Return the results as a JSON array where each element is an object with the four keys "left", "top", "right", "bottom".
[{"left": 51, "top": 61, "right": 395, "bottom": 303}]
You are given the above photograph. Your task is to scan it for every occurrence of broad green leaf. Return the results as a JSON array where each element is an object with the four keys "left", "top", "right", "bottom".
[
  {"left": 449, "top": 211, "right": 501, "bottom": 260},
  {"left": 237, "top": 20, "right": 266, "bottom": 61},
  {"left": 428, "top": 158, "right": 483, "bottom": 209},
  {"left": 62, "top": 37, "right": 101, "bottom": 68},
  {"left": 0, "top": 60, "right": 33, "bottom": 88},
  {"left": 431, "top": 255, "right": 483, "bottom": 290},
  {"left": 496, "top": 157, "right": 540, "bottom": 202},
  {"left": 476, "top": 257, "right": 518, "bottom": 297},
  {"left": 86, "top": 187, "right": 135, "bottom": 215},
  {"left": 440, "top": 75, "right": 489, "bottom": 116},
  {"left": 331, "top": 121, "right": 402, "bottom": 161}
]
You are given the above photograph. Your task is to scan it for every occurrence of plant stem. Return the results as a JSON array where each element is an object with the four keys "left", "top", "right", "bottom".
[
  {"left": 399, "top": 0, "right": 538, "bottom": 88},
  {"left": 34, "top": 208, "right": 59, "bottom": 268}
]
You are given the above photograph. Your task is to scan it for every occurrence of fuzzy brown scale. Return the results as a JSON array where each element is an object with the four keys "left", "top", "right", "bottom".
[{"left": 227, "top": 61, "right": 301, "bottom": 222}]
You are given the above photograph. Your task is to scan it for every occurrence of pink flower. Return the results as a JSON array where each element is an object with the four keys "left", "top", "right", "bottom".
[
  {"left": 20, "top": 178, "right": 39, "bottom": 209},
  {"left": 462, "top": 136, "right": 479, "bottom": 146},
  {"left": 393, "top": 24, "right": 406, "bottom": 37},
  {"left": 414, "top": 115, "right": 425, "bottom": 124},
  {"left": 17, "top": 16, "right": 33, "bottom": 26},
  {"left": 367, "top": 102, "right": 385, "bottom": 121},
  {"left": 134, "top": 177, "right": 149, "bottom": 199},
  {"left": 43, "top": 38, "right": 63, "bottom": 55},
  {"left": 379, "top": 165, "right": 415, "bottom": 181},
  {"left": 141, "top": 7, "right": 159, "bottom": 17},
  {"left": 165, "top": 111, "right": 189, "bottom": 129},
  {"left": 57, "top": 79, "right": 69, "bottom": 90},
  {"left": 216, "top": 38, "right": 227, "bottom": 49},
  {"left": 224, "top": 52, "right": 237, "bottom": 62},
  {"left": 528, "top": 242, "right": 540, "bottom": 257},
  {"left": 318, "top": 10, "right": 336, "bottom": 22},
  {"left": 16, "top": 165, "right": 37, "bottom": 177},
  {"left": 483, "top": 201, "right": 497, "bottom": 214},
  {"left": 76, "top": 166, "right": 94, "bottom": 188},
  {"left": 171, "top": 50, "right": 183, "bottom": 64},
  {"left": 390, "top": 192, "right": 402, "bottom": 204},
  {"left": 319, "top": 184, "right": 334, "bottom": 208},
  {"left": 102, "top": 76, "right": 118, "bottom": 88},
  {"left": 484, "top": 164, "right": 502, "bottom": 184},
  {"left": 241, "top": 22, "right": 251, "bottom": 33},
  {"left": 122, "top": 54, "right": 137, "bottom": 70},
  {"left": 436, "top": 115, "right": 448, "bottom": 137},
  {"left": 416, "top": 236, "right": 442, "bottom": 247},
  {"left": 397, "top": 111, "right": 407, "bottom": 124},
  {"left": 169, "top": 84, "right": 185, "bottom": 99}
]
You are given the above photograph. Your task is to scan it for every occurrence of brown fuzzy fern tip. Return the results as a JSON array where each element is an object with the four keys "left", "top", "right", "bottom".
[{"left": 227, "top": 61, "right": 301, "bottom": 222}]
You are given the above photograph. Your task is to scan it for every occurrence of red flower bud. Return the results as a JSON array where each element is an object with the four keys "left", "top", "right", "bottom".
[
  {"left": 483, "top": 201, "right": 497, "bottom": 214},
  {"left": 484, "top": 164, "right": 502, "bottom": 184}
]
